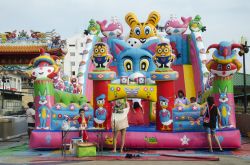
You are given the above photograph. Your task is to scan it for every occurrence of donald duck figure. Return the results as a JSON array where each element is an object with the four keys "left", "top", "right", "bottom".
[
  {"left": 94, "top": 94, "right": 107, "bottom": 128},
  {"left": 159, "top": 96, "right": 173, "bottom": 131}
]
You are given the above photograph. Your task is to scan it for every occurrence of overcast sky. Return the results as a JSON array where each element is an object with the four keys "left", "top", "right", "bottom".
[{"left": 1, "top": 0, "right": 250, "bottom": 73}]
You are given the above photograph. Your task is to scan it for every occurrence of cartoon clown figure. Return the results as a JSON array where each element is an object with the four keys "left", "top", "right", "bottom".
[
  {"left": 31, "top": 48, "right": 59, "bottom": 80},
  {"left": 94, "top": 94, "right": 107, "bottom": 128},
  {"left": 159, "top": 96, "right": 173, "bottom": 131}
]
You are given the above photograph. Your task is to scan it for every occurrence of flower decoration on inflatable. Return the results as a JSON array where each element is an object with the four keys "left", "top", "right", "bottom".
[
  {"left": 90, "top": 42, "right": 113, "bottom": 70},
  {"left": 87, "top": 19, "right": 101, "bottom": 36},
  {"left": 159, "top": 96, "right": 173, "bottom": 131},
  {"left": 206, "top": 41, "right": 242, "bottom": 77},
  {"left": 153, "top": 42, "right": 176, "bottom": 71},
  {"left": 189, "top": 15, "right": 206, "bottom": 32},
  {"left": 165, "top": 15, "right": 192, "bottom": 35},
  {"left": 31, "top": 48, "right": 59, "bottom": 80},
  {"left": 125, "top": 11, "right": 160, "bottom": 47},
  {"left": 97, "top": 17, "right": 123, "bottom": 38}
]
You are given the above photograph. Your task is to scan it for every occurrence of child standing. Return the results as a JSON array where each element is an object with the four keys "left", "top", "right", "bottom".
[{"left": 77, "top": 109, "right": 88, "bottom": 142}]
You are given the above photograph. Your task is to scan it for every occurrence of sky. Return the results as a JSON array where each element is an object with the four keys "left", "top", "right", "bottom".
[{"left": 0, "top": 0, "right": 250, "bottom": 73}]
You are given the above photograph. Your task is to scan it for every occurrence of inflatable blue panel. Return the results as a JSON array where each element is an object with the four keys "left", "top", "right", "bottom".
[
  {"left": 166, "top": 35, "right": 189, "bottom": 65},
  {"left": 173, "top": 120, "right": 204, "bottom": 132}
]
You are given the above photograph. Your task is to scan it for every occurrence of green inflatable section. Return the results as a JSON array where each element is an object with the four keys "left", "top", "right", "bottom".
[
  {"left": 34, "top": 78, "right": 87, "bottom": 106},
  {"left": 34, "top": 78, "right": 54, "bottom": 97},
  {"left": 54, "top": 90, "right": 87, "bottom": 106},
  {"left": 212, "top": 79, "right": 234, "bottom": 94}
]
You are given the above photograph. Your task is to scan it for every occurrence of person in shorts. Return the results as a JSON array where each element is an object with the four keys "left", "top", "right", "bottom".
[{"left": 201, "top": 97, "right": 223, "bottom": 152}]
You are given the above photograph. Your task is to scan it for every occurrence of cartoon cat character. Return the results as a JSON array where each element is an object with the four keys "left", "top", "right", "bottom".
[{"left": 108, "top": 38, "right": 159, "bottom": 83}]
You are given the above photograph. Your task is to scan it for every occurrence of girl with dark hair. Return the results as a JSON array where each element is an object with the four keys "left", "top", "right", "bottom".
[
  {"left": 174, "top": 90, "right": 190, "bottom": 105},
  {"left": 201, "top": 96, "right": 223, "bottom": 152}
]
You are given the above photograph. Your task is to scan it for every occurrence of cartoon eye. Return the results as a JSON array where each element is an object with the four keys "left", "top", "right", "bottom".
[
  {"left": 100, "top": 48, "right": 105, "bottom": 53},
  {"left": 157, "top": 48, "right": 162, "bottom": 54},
  {"left": 134, "top": 27, "right": 141, "bottom": 36},
  {"left": 160, "top": 101, "right": 167, "bottom": 106},
  {"left": 164, "top": 48, "right": 169, "bottom": 53},
  {"left": 217, "top": 64, "right": 222, "bottom": 71},
  {"left": 226, "top": 64, "right": 231, "bottom": 70},
  {"left": 94, "top": 48, "right": 99, "bottom": 53},
  {"left": 124, "top": 59, "right": 133, "bottom": 72},
  {"left": 97, "top": 100, "right": 101, "bottom": 104},
  {"left": 140, "top": 59, "right": 149, "bottom": 71},
  {"left": 144, "top": 26, "right": 151, "bottom": 35}
]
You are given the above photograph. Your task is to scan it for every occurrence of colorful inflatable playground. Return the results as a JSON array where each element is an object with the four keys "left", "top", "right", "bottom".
[{"left": 29, "top": 11, "right": 246, "bottom": 150}]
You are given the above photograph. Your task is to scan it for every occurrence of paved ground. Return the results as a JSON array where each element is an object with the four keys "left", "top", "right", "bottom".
[{"left": 0, "top": 135, "right": 249, "bottom": 165}]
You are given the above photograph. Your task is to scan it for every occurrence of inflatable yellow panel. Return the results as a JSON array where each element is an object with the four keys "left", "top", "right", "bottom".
[
  {"left": 183, "top": 65, "right": 196, "bottom": 100},
  {"left": 108, "top": 84, "right": 157, "bottom": 102}
]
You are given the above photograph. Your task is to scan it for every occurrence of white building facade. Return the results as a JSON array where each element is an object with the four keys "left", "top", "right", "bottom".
[{"left": 64, "top": 34, "right": 86, "bottom": 77}]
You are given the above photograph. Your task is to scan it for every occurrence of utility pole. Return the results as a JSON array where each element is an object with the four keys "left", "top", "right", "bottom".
[{"left": 240, "top": 36, "right": 250, "bottom": 113}]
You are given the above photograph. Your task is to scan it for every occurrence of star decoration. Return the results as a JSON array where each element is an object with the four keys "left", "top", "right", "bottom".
[
  {"left": 180, "top": 135, "right": 190, "bottom": 145},
  {"left": 178, "top": 106, "right": 183, "bottom": 111},
  {"left": 192, "top": 106, "right": 198, "bottom": 110},
  {"left": 70, "top": 105, "right": 75, "bottom": 110},
  {"left": 55, "top": 104, "right": 61, "bottom": 110}
]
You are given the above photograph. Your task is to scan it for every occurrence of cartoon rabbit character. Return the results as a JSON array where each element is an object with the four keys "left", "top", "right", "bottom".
[
  {"left": 218, "top": 87, "right": 231, "bottom": 127},
  {"left": 37, "top": 90, "right": 50, "bottom": 129}
]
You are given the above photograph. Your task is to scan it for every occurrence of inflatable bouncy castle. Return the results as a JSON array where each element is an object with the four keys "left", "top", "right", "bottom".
[{"left": 30, "top": 11, "right": 243, "bottom": 149}]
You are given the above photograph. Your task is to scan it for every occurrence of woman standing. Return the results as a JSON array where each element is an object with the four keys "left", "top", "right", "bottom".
[
  {"left": 201, "top": 96, "right": 223, "bottom": 152},
  {"left": 111, "top": 98, "right": 130, "bottom": 153}
]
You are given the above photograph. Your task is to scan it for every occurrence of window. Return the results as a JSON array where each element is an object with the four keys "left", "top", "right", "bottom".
[
  {"left": 71, "top": 62, "right": 75, "bottom": 66},
  {"left": 81, "top": 43, "right": 84, "bottom": 47},
  {"left": 69, "top": 44, "right": 75, "bottom": 47},
  {"left": 70, "top": 52, "right": 75, "bottom": 56}
]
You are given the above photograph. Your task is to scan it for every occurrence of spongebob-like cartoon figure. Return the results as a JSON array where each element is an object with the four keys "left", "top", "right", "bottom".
[
  {"left": 91, "top": 42, "right": 112, "bottom": 69},
  {"left": 125, "top": 11, "right": 160, "bottom": 45},
  {"left": 153, "top": 43, "right": 175, "bottom": 69}
]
